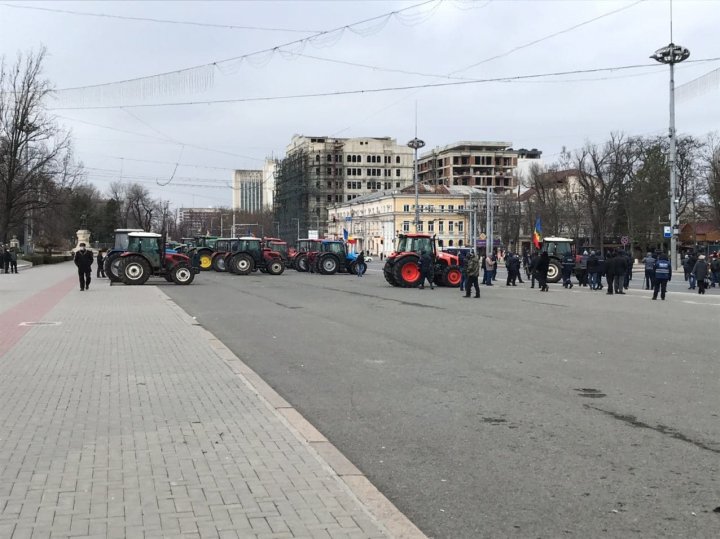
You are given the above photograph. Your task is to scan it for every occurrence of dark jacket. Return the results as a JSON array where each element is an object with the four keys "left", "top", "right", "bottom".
[
  {"left": 509, "top": 255, "right": 521, "bottom": 272},
  {"left": 654, "top": 256, "right": 672, "bottom": 281},
  {"left": 587, "top": 254, "right": 599, "bottom": 272},
  {"left": 561, "top": 253, "right": 575, "bottom": 271},
  {"left": 466, "top": 254, "right": 480, "bottom": 277},
  {"left": 607, "top": 253, "right": 628, "bottom": 276},
  {"left": 74, "top": 249, "right": 94, "bottom": 272},
  {"left": 535, "top": 253, "right": 550, "bottom": 277},
  {"left": 418, "top": 252, "right": 433, "bottom": 273},
  {"left": 692, "top": 259, "right": 709, "bottom": 281},
  {"left": 356, "top": 252, "right": 365, "bottom": 266}
]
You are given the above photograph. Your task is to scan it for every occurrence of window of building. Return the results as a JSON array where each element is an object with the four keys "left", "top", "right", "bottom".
[
  {"left": 404, "top": 204, "right": 411, "bottom": 214},
  {"left": 439, "top": 205, "right": 445, "bottom": 212},
  {"left": 449, "top": 221, "right": 454, "bottom": 233},
  {"left": 448, "top": 205, "right": 454, "bottom": 211},
  {"left": 316, "top": 154, "right": 320, "bottom": 162},
  {"left": 315, "top": 196, "right": 320, "bottom": 203},
  {"left": 438, "top": 221, "right": 444, "bottom": 233},
  {"left": 327, "top": 195, "right": 332, "bottom": 202},
  {"left": 417, "top": 221, "right": 423, "bottom": 232},
  {"left": 458, "top": 221, "right": 464, "bottom": 233},
  {"left": 347, "top": 155, "right": 351, "bottom": 162},
  {"left": 347, "top": 195, "right": 353, "bottom": 201},
  {"left": 327, "top": 168, "right": 332, "bottom": 174},
  {"left": 396, "top": 156, "right": 401, "bottom": 164},
  {"left": 395, "top": 182, "right": 400, "bottom": 188},
  {"left": 336, "top": 195, "right": 342, "bottom": 202},
  {"left": 346, "top": 182, "right": 351, "bottom": 189},
  {"left": 395, "top": 169, "right": 400, "bottom": 177},
  {"left": 428, "top": 221, "right": 435, "bottom": 232},
  {"left": 327, "top": 181, "right": 332, "bottom": 188},
  {"left": 385, "top": 182, "right": 391, "bottom": 189},
  {"left": 402, "top": 221, "right": 410, "bottom": 232},
  {"left": 458, "top": 205, "right": 464, "bottom": 211},
  {"left": 315, "top": 168, "right": 320, "bottom": 175}
]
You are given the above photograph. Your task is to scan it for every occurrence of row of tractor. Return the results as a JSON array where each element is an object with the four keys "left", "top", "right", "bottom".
[{"left": 102, "top": 228, "right": 464, "bottom": 289}]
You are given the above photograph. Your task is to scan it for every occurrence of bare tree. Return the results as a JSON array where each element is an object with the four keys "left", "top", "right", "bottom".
[
  {"left": 0, "top": 48, "right": 80, "bottom": 243},
  {"left": 702, "top": 134, "right": 720, "bottom": 226}
]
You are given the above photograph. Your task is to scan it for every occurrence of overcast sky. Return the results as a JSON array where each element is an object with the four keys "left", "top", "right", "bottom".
[{"left": 1, "top": 0, "right": 718, "bottom": 209}]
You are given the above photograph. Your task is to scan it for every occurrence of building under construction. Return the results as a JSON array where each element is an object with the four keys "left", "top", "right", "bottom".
[{"left": 274, "top": 135, "right": 414, "bottom": 243}]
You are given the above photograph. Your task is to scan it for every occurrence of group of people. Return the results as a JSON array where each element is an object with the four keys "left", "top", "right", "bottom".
[
  {"left": 2, "top": 246, "right": 18, "bottom": 274},
  {"left": 682, "top": 252, "right": 720, "bottom": 295}
]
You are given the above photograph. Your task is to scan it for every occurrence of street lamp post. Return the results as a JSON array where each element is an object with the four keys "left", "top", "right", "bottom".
[
  {"left": 651, "top": 42, "right": 690, "bottom": 270},
  {"left": 407, "top": 137, "right": 425, "bottom": 233}
]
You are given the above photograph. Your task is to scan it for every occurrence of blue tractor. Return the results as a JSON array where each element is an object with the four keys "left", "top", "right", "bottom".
[{"left": 309, "top": 240, "right": 366, "bottom": 275}]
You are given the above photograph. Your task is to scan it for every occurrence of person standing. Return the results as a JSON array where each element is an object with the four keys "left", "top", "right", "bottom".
[
  {"left": 605, "top": 251, "right": 616, "bottom": 295},
  {"left": 9, "top": 248, "right": 18, "bottom": 273},
  {"left": 464, "top": 251, "right": 480, "bottom": 298},
  {"left": 96, "top": 249, "right": 106, "bottom": 278},
  {"left": 561, "top": 251, "right": 575, "bottom": 289},
  {"left": 710, "top": 254, "right": 720, "bottom": 288},
  {"left": 522, "top": 249, "right": 531, "bottom": 280},
  {"left": 587, "top": 251, "right": 599, "bottom": 290},
  {"left": 418, "top": 250, "right": 434, "bottom": 289},
  {"left": 483, "top": 251, "right": 495, "bottom": 286},
  {"left": 685, "top": 253, "right": 697, "bottom": 289},
  {"left": 652, "top": 253, "right": 672, "bottom": 300},
  {"left": 692, "top": 255, "right": 709, "bottom": 295},
  {"left": 2, "top": 247, "right": 10, "bottom": 274},
  {"left": 458, "top": 249, "right": 468, "bottom": 292},
  {"left": 623, "top": 250, "right": 634, "bottom": 290},
  {"left": 529, "top": 252, "right": 540, "bottom": 288},
  {"left": 642, "top": 251, "right": 656, "bottom": 290},
  {"left": 536, "top": 252, "right": 550, "bottom": 292},
  {"left": 612, "top": 250, "right": 629, "bottom": 294},
  {"left": 491, "top": 249, "right": 498, "bottom": 282},
  {"left": 356, "top": 250, "right": 365, "bottom": 277},
  {"left": 74, "top": 243, "right": 94, "bottom": 291}
]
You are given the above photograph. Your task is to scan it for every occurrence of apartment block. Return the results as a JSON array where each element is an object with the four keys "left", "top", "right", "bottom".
[{"left": 232, "top": 169, "right": 263, "bottom": 213}]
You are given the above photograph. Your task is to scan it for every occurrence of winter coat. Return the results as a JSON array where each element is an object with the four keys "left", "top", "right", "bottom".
[
  {"left": 419, "top": 252, "right": 433, "bottom": 273},
  {"left": 509, "top": 256, "right": 521, "bottom": 272},
  {"left": 535, "top": 254, "right": 550, "bottom": 277},
  {"left": 466, "top": 255, "right": 480, "bottom": 277},
  {"left": 587, "top": 254, "right": 599, "bottom": 272},
  {"left": 654, "top": 257, "right": 672, "bottom": 281},
  {"left": 692, "top": 260, "right": 709, "bottom": 281},
  {"left": 74, "top": 249, "right": 94, "bottom": 272},
  {"left": 643, "top": 255, "right": 656, "bottom": 271},
  {"left": 561, "top": 253, "right": 575, "bottom": 271}
]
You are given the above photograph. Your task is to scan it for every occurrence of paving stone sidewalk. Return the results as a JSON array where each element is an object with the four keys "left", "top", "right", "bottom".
[{"left": 0, "top": 265, "right": 420, "bottom": 539}]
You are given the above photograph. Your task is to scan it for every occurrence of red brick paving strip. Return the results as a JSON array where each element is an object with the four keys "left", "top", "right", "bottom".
[{"left": 0, "top": 276, "right": 76, "bottom": 358}]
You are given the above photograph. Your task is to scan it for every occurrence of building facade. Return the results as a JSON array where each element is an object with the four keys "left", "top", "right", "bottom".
[
  {"left": 274, "top": 135, "right": 414, "bottom": 241},
  {"left": 327, "top": 185, "right": 493, "bottom": 256},
  {"left": 261, "top": 159, "right": 276, "bottom": 211},
  {"left": 417, "top": 141, "right": 526, "bottom": 193},
  {"left": 232, "top": 169, "right": 263, "bottom": 213}
]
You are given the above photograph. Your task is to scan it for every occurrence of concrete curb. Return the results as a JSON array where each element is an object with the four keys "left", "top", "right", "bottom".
[{"left": 157, "top": 289, "right": 427, "bottom": 539}]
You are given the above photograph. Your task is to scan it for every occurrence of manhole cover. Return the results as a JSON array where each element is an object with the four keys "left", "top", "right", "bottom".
[{"left": 19, "top": 321, "right": 61, "bottom": 327}]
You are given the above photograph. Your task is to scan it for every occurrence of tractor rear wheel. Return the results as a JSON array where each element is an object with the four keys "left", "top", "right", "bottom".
[
  {"left": 267, "top": 260, "right": 285, "bottom": 275},
  {"left": 441, "top": 265, "right": 462, "bottom": 287},
  {"left": 171, "top": 263, "right": 195, "bottom": 285},
  {"left": 319, "top": 254, "right": 339, "bottom": 275},
  {"left": 231, "top": 253, "right": 253, "bottom": 275},
  {"left": 105, "top": 254, "right": 122, "bottom": 282},
  {"left": 295, "top": 254, "right": 309, "bottom": 272},
  {"left": 121, "top": 255, "right": 151, "bottom": 285},
  {"left": 212, "top": 255, "right": 226, "bottom": 272},
  {"left": 384, "top": 265, "right": 398, "bottom": 286},
  {"left": 547, "top": 261, "right": 561, "bottom": 283},
  {"left": 394, "top": 256, "right": 422, "bottom": 287}
]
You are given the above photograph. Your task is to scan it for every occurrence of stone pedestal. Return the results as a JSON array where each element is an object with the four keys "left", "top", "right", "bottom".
[
  {"left": 75, "top": 229, "right": 92, "bottom": 251},
  {"left": 9, "top": 235, "right": 20, "bottom": 250}
]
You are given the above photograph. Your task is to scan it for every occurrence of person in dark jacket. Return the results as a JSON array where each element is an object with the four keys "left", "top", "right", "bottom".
[
  {"left": 464, "top": 251, "right": 480, "bottom": 298},
  {"left": 623, "top": 251, "right": 633, "bottom": 289},
  {"left": 418, "top": 250, "right": 434, "bottom": 289},
  {"left": 9, "top": 248, "right": 18, "bottom": 273},
  {"left": 2, "top": 247, "right": 10, "bottom": 274},
  {"left": 74, "top": 243, "right": 94, "bottom": 291},
  {"left": 458, "top": 250, "right": 468, "bottom": 292},
  {"left": 561, "top": 252, "right": 575, "bottom": 288},
  {"left": 529, "top": 252, "right": 540, "bottom": 288},
  {"left": 595, "top": 254, "right": 605, "bottom": 291},
  {"left": 685, "top": 253, "right": 697, "bottom": 289},
  {"left": 587, "top": 251, "right": 599, "bottom": 290},
  {"left": 711, "top": 255, "right": 720, "bottom": 288},
  {"left": 96, "top": 249, "right": 106, "bottom": 278},
  {"left": 610, "top": 250, "right": 629, "bottom": 294},
  {"left": 536, "top": 252, "right": 550, "bottom": 292},
  {"left": 642, "top": 251, "right": 656, "bottom": 290},
  {"left": 652, "top": 252, "right": 672, "bottom": 300},
  {"left": 506, "top": 252, "right": 522, "bottom": 286},
  {"left": 355, "top": 250, "right": 365, "bottom": 277},
  {"left": 692, "top": 255, "right": 709, "bottom": 295}
]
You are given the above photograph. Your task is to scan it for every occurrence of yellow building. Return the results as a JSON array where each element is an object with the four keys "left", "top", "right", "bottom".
[{"left": 327, "top": 184, "right": 487, "bottom": 256}]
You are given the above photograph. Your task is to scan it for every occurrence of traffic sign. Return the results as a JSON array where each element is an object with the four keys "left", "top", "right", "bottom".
[
  {"left": 663, "top": 226, "right": 672, "bottom": 238},
  {"left": 621, "top": 236, "right": 629, "bottom": 245}
]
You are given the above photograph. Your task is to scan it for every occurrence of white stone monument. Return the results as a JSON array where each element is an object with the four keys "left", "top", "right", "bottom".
[{"left": 75, "top": 229, "right": 91, "bottom": 251}]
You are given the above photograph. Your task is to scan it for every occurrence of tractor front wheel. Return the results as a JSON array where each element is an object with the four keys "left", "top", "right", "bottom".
[
  {"left": 212, "top": 255, "right": 227, "bottom": 272},
  {"left": 394, "top": 256, "right": 422, "bottom": 287},
  {"left": 197, "top": 249, "right": 213, "bottom": 271},
  {"left": 171, "top": 263, "right": 195, "bottom": 285},
  {"left": 121, "top": 256, "right": 151, "bottom": 285},
  {"left": 320, "top": 254, "right": 339, "bottom": 275},
  {"left": 105, "top": 254, "right": 122, "bottom": 282},
  {"left": 547, "top": 262, "right": 561, "bottom": 283},
  {"left": 267, "top": 260, "right": 285, "bottom": 275},
  {"left": 441, "top": 265, "right": 462, "bottom": 287},
  {"left": 295, "top": 254, "right": 309, "bottom": 272}
]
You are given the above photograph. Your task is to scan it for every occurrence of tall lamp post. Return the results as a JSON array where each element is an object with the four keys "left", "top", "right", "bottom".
[
  {"left": 407, "top": 137, "right": 425, "bottom": 232},
  {"left": 651, "top": 42, "right": 690, "bottom": 269}
]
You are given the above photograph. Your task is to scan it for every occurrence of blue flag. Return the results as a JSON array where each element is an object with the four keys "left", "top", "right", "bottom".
[{"left": 343, "top": 228, "right": 349, "bottom": 241}]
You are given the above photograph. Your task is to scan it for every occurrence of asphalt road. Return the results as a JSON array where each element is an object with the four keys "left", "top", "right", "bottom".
[{"left": 163, "top": 261, "right": 720, "bottom": 539}]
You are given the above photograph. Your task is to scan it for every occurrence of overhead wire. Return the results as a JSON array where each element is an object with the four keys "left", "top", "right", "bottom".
[{"left": 0, "top": 2, "right": 321, "bottom": 33}]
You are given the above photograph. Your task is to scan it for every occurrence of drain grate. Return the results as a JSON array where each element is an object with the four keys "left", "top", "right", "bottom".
[{"left": 19, "top": 321, "right": 61, "bottom": 327}]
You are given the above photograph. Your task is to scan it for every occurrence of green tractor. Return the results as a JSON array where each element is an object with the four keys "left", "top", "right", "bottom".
[
  {"left": 118, "top": 232, "right": 197, "bottom": 285},
  {"left": 186, "top": 235, "right": 218, "bottom": 271}
]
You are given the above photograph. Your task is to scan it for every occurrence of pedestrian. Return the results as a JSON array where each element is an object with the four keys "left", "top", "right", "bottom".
[
  {"left": 2, "top": 247, "right": 10, "bottom": 274},
  {"left": 642, "top": 251, "right": 656, "bottom": 290},
  {"left": 463, "top": 251, "right": 480, "bottom": 298},
  {"left": 561, "top": 251, "right": 574, "bottom": 288},
  {"left": 536, "top": 251, "right": 550, "bottom": 292},
  {"left": 685, "top": 253, "right": 697, "bottom": 289},
  {"left": 522, "top": 249, "right": 531, "bottom": 279},
  {"left": 507, "top": 252, "right": 522, "bottom": 285},
  {"left": 515, "top": 253, "right": 525, "bottom": 283},
  {"left": 605, "top": 251, "right": 616, "bottom": 295},
  {"left": 609, "top": 249, "right": 628, "bottom": 295},
  {"left": 96, "top": 249, "right": 106, "bottom": 278},
  {"left": 623, "top": 250, "right": 633, "bottom": 290},
  {"left": 9, "top": 248, "right": 18, "bottom": 274},
  {"left": 652, "top": 252, "right": 672, "bottom": 300},
  {"left": 458, "top": 249, "right": 468, "bottom": 292},
  {"left": 587, "top": 251, "right": 599, "bottom": 290},
  {"left": 483, "top": 250, "right": 495, "bottom": 286},
  {"left": 356, "top": 250, "right": 365, "bottom": 277},
  {"left": 418, "top": 250, "right": 434, "bottom": 289},
  {"left": 74, "top": 243, "right": 94, "bottom": 291},
  {"left": 491, "top": 249, "right": 498, "bottom": 282},
  {"left": 692, "top": 255, "right": 709, "bottom": 295},
  {"left": 711, "top": 254, "right": 720, "bottom": 288},
  {"left": 529, "top": 251, "right": 540, "bottom": 288}
]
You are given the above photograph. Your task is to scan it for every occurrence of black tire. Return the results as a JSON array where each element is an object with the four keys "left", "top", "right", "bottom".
[
  {"left": 105, "top": 253, "right": 122, "bottom": 283},
  {"left": 171, "top": 263, "right": 195, "bottom": 285},
  {"left": 296, "top": 254, "right": 309, "bottom": 272},
  {"left": 441, "top": 264, "right": 462, "bottom": 287},
  {"left": 547, "top": 261, "right": 562, "bottom": 283},
  {"left": 393, "top": 256, "right": 422, "bottom": 288},
  {"left": 231, "top": 253, "right": 254, "bottom": 275},
  {"left": 267, "top": 259, "right": 285, "bottom": 275},
  {"left": 225, "top": 254, "right": 236, "bottom": 273},
  {"left": 319, "top": 254, "right": 339, "bottom": 275},
  {"left": 164, "top": 274, "right": 173, "bottom": 282},
  {"left": 212, "top": 254, "right": 227, "bottom": 272},
  {"left": 383, "top": 261, "right": 399, "bottom": 286},
  {"left": 120, "top": 255, "right": 151, "bottom": 285}
]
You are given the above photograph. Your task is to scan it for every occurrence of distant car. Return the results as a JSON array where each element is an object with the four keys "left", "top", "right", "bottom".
[{"left": 364, "top": 255, "right": 374, "bottom": 263}]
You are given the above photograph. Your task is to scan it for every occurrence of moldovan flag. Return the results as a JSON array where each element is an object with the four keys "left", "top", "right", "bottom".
[
  {"left": 532, "top": 217, "right": 543, "bottom": 249},
  {"left": 343, "top": 228, "right": 349, "bottom": 241}
]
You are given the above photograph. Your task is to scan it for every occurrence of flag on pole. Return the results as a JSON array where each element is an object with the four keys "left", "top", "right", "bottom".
[
  {"left": 343, "top": 228, "right": 349, "bottom": 241},
  {"left": 532, "top": 217, "right": 543, "bottom": 249}
]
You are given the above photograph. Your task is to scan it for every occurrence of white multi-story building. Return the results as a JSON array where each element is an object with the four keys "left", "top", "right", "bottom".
[
  {"left": 261, "top": 159, "right": 276, "bottom": 211},
  {"left": 232, "top": 169, "right": 263, "bottom": 213}
]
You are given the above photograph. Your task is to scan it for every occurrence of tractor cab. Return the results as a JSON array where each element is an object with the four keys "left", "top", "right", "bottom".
[
  {"left": 263, "top": 238, "right": 289, "bottom": 262},
  {"left": 126, "top": 233, "right": 163, "bottom": 269},
  {"left": 392, "top": 234, "right": 436, "bottom": 257},
  {"left": 383, "top": 233, "right": 461, "bottom": 288},
  {"left": 292, "top": 239, "right": 323, "bottom": 272},
  {"left": 539, "top": 237, "right": 574, "bottom": 283}
]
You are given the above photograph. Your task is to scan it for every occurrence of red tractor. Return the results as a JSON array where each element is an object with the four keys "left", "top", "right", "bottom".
[
  {"left": 209, "top": 238, "right": 240, "bottom": 272},
  {"left": 383, "top": 234, "right": 462, "bottom": 288},
  {"left": 263, "top": 237, "right": 290, "bottom": 265},
  {"left": 292, "top": 239, "right": 323, "bottom": 272},
  {"left": 226, "top": 237, "right": 285, "bottom": 276},
  {"left": 118, "top": 232, "right": 197, "bottom": 285}
]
